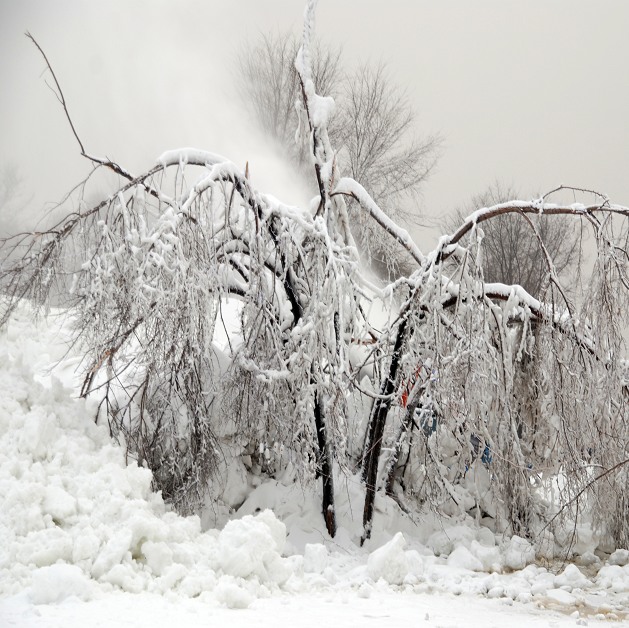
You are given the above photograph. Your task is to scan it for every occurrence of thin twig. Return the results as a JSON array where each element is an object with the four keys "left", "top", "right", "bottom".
[{"left": 26, "top": 32, "right": 86, "bottom": 155}]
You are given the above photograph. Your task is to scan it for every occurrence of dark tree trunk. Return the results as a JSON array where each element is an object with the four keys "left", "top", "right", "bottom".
[
  {"left": 360, "top": 318, "right": 407, "bottom": 545},
  {"left": 269, "top": 225, "right": 338, "bottom": 535},
  {"left": 384, "top": 394, "right": 421, "bottom": 497},
  {"left": 314, "top": 390, "right": 336, "bottom": 537}
]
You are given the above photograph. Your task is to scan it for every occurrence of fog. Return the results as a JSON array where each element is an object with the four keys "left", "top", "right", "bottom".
[{"left": 1, "top": 0, "right": 628, "bottom": 250}]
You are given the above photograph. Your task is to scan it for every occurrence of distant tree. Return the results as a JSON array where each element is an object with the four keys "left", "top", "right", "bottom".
[
  {"left": 444, "top": 182, "right": 582, "bottom": 299},
  {"left": 0, "top": 163, "right": 21, "bottom": 210},
  {"left": 238, "top": 33, "right": 441, "bottom": 277},
  {"left": 238, "top": 32, "right": 342, "bottom": 165}
]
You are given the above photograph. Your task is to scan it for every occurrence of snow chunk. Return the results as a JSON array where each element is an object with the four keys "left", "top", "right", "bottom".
[
  {"left": 215, "top": 575, "right": 254, "bottom": 609},
  {"left": 545, "top": 588, "right": 577, "bottom": 606},
  {"left": 367, "top": 532, "right": 409, "bottom": 585},
  {"left": 469, "top": 540, "right": 502, "bottom": 573},
  {"left": 141, "top": 541, "right": 174, "bottom": 576},
  {"left": 554, "top": 564, "right": 591, "bottom": 591},
  {"left": 357, "top": 581, "right": 373, "bottom": 598},
  {"left": 18, "top": 411, "right": 56, "bottom": 460},
  {"left": 29, "top": 564, "right": 94, "bottom": 604},
  {"left": 72, "top": 532, "right": 101, "bottom": 563},
  {"left": 608, "top": 549, "right": 629, "bottom": 567},
  {"left": 596, "top": 564, "right": 629, "bottom": 592},
  {"left": 43, "top": 485, "right": 77, "bottom": 523},
  {"left": 91, "top": 528, "right": 133, "bottom": 580},
  {"left": 447, "top": 545, "right": 483, "bottom": 572},
  {"left": 218, "top": 509, "right": 290, "bottom": 585},
  {"left": 502, "top": 535, "right": 535, "bottom": 571},
  {"left": 303, "top": 543, "right": 328, "bottom": 574},
  {"left": 21, "top": 528, "right": 73, "bottom": 567}
]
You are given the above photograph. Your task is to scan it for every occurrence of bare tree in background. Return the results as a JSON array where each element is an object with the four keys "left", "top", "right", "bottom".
[
  {"left": 238, "top": 33, "right": 441, "bottom": 277},
  {"left": 238, "top": 32, "right": 342, "bottom": 166},
  {"left": 444, "top": 182, "right": 582, "bottom": 298},
  {"left": 0, "top": 164, "right": 35, "bottom": 282}
]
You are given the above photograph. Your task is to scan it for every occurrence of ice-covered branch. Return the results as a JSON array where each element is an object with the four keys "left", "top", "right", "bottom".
[
  {"left": 332, "top": 177, "right": 424, "bottom": 265},
  {"left": 436, "top": 199, "right": 629, "bottom": 264}
]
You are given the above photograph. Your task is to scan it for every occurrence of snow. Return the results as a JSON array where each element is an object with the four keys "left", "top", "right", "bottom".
[
  {"left": 1, "top": 303, "right": 628, "bottom": 626},
  {"left": 29, "top": 564, "right": 94, "bottom": 605},
  {"left": 503, "top": 536, "right": 537, "bottom": 571},
  {"left": 366, "top": 532, "right": 411, "bottom": 585},
  {"left": 157, "top": 148, "right": 227, "bottom": 169}
]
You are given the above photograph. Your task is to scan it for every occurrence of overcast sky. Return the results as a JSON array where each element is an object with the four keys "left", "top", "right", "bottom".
[{"left": 1, "top": 0, "right": 628, "bottom": 251}]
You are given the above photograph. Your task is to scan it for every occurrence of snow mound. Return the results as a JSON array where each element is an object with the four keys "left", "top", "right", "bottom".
[
  {"left": 367, "top": 532, "right": 409, "bottom": 585},
  {"left": 218, "top": 510, "right": 290, "bottom": 584},
  {"left": 0, "top": 307, "right": 294, "bottom": 602}
]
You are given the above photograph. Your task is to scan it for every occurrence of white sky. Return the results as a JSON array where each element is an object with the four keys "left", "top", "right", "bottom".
[{"left": 1, "top": 0, "right": 628, "bottom": 250}]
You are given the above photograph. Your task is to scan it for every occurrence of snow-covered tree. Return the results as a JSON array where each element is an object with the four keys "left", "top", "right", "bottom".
[
  {"left": 352, "top": 192, "right": 629, "bottom": 544},
  {"left": 2, "top": 2, "right": 629, "bottom": 552}
]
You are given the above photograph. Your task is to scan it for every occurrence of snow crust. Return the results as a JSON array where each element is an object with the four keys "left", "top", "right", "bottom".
[{"left": 1, "top": 304, "right": 628, "bottom": 625}]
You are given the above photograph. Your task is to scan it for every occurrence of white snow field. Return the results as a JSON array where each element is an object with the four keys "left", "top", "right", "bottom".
[{"left": 1, "top": 304, "right": 628, "bottom": 627}]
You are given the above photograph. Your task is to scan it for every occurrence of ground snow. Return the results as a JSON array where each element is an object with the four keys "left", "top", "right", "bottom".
[{"left": 1, "top": 305, "right": 628, "bottom": 626}]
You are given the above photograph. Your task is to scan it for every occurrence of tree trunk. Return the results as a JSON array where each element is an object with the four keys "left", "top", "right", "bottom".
[
  {"left": 314, "top": 390, "right": 336, "bottom": 537},
  {"left": 361, "top": 318, "right": 407, "bottom": 545},
  {"left": 384, "top": 401, "right": 419, "bottom": 497}
]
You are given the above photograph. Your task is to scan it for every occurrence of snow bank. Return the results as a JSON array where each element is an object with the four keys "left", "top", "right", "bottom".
[
  {"left": 0, "top": 306, "right": 289, "bottom": 609},
  {"left": 1, "top": 304, "right": 629, "bottom": 622}
]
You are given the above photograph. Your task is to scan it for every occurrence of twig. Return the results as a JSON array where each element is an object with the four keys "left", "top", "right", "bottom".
[
  {"left": 26, "top": 32, "right": 86, "bottom": 155},
  {"left": 25, "top": 32, "right": 169, "bottom": 203}
]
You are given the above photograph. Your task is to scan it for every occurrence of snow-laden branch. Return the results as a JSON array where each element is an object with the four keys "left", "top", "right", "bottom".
[
  {"left": 294, "top": 0, "right": 356, "bottom": 264},
  {"left": 435, "top": 198, "right": 629, "bottom": 264},
  {"left": 332, "top": 177, "right": 424, "bottom": 266},
  {"left": 157, "top": 148, "right": 228, "bottom": 169}
]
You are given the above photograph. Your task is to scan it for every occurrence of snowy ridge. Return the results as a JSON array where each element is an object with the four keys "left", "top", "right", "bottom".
[{"left": 1, "top": 305, "right": 628, "bottom": 625}]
